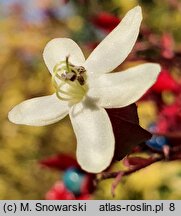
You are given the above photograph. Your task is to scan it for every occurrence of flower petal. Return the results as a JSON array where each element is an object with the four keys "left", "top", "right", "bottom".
[
  {"left": 84, "top": 6, "right": 142, "bottom": 75},
  {"left": 69, "top": 101, "right": 115, "bottom": 173},
  {"left": 43, "top": 38, "right": 85, "bottom": 74},
  {"left": 8, "top": 94, "right": 69, "bottom": 126},
  {"left": 88, "top": 63, "right": 161, "bottom": 108}
]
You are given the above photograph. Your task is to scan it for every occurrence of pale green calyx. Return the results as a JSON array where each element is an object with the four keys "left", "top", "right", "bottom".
[{"left": 52, "top": 57, "right": 88, "bottom": 105}]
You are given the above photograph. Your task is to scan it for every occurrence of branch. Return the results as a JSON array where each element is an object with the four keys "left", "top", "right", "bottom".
[
  {"left": 100, "top": 156, "right": 162, "bottom": 180},
  {"left": 97, "top": 156, "right": 163, "bottom": 196}
]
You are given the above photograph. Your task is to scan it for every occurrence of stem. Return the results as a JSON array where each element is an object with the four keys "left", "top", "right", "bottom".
[
  {"left": 96, "top": 156, "right": 163, "bottom": 197},
  {"left": 99, "top": 156, "right": 163, "bottom": 181}
]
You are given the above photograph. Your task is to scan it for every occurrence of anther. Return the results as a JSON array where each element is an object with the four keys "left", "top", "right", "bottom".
[
  {"left": 76, "top": 66, "right": 86, "bottom": 74},
  {"left": 61, "top": 71, "right": 77, "bottom": 81},
  {"left": 77, "top": 75, "right": 85, "bottom": 85}
]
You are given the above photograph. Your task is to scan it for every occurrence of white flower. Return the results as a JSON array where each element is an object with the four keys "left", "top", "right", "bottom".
[{"left": 8, "top": 6, "right": 161, "bottom": 173}]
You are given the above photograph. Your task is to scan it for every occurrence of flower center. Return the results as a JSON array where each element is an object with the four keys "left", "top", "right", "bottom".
[{"left": 52, "top": 57, "right": 88, "bottom": 105}]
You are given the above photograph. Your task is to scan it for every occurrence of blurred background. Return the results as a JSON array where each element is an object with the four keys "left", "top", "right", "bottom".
[{"left": 0, "top": 0, "right": 181, "bottom": 199}]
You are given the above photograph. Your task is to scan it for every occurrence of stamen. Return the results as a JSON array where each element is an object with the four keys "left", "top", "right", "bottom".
[{"left": 52, "top": 57, "right": 88, "bottom": 104}]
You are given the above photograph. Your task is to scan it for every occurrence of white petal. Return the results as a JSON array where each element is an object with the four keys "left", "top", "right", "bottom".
[
  {"left": 69, "top": 101, "right": 115, "bottom": 173},
  {"left": 84, "top": 6, "right": 142, "bottom": 75},
  {"left": 43, "top": 38, "right": 85, "bottom": 74},
  {"left": 8, "top": 94, "right": 69, "bottom": 126},
  {"left": 88, "top": 63, "right": 161, "bottom": 108}
]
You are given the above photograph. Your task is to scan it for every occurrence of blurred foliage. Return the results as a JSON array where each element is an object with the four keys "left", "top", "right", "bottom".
[
  {"left": 0, "top": 0, "right": 181, "bottom": 199},
  {"left": 0, "top": 8, "right": 75, "bottom": 199}
]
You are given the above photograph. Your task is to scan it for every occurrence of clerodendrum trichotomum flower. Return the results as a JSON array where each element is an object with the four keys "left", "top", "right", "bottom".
[{"left": 8, "top": 6, "right": 161, "bottom": 173}]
